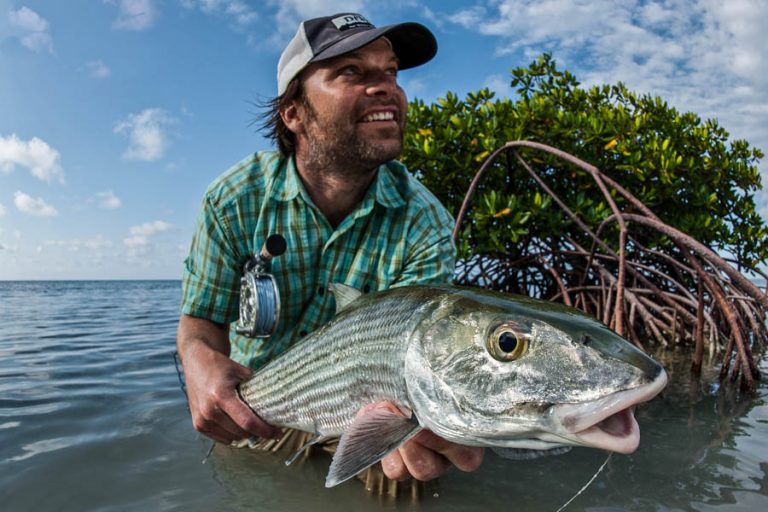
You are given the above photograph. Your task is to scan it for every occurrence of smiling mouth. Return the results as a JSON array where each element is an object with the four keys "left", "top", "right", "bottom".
[{"left": 361, "top": 111, "right": 395, "bottom": 122}]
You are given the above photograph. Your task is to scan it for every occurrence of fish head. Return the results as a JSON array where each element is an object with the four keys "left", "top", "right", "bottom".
[{"left": 405, "top": 287, "right": 667, "bottom": 454}]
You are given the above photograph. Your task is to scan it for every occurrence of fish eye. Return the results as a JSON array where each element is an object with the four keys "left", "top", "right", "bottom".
[
  {"left": 487, "top": 324, "right": 528, "bottom": 362},
  {"left": 499, "top": 332, "right": 518, "bottom": 352}
]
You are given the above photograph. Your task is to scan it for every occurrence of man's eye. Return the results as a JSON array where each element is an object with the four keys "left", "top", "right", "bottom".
[
  {"left": 386, "top": 68, "right": 399, "bottom": 77},
  {"left": 339, "top": 66, "right": 359, "bottom": 76}
]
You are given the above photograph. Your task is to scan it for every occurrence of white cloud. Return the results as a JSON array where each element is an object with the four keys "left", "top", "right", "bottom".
[
  {"left": 123, "top": 235, "right": 149, "bottom": 248},
  {"left": 109, "top": 0, "right": 158, "bottom": 31},
  {"left": 45, "top": 235, "right": 113, "bottom": 252},
  {"left": 129, "top": 220, "right": 172, "bottom": 237},
  {"left": 18, "top": 31, "right": 54, "bottom": 53},
  {"left": 0, "top": 134, "right": 64, "bottom": 183},
  {"left": 445, "top": 5, "right": 485, "bottom": 32},
  {"left": 399, "top": 76, "right": 426, "bottom": 97},
  {"left": 8, "top": 6, "right": 53, "bottom": 53},
  {"left": 14, "top": 191, "right": 58, "bottom": 217},
  {"left": 8, "top": 6, "right": 48, "bottom": 32},
  {"left": 482, "top": 74, "right": 509, "bottom": 97},
  {"left": 95, "top": 190, "right": 122, "bottom": 209},
  {"left": 114, "top": 108, "right": 175, "bottom": 161},
  {"left": 123, "top": 220, "right": 172, "bottom": 255},
  {"left": 269, "top": 0, "right": 366, "bottom": 19},
  {"left": 0, "top": 226, "right": 18, "bottom": 252},
  {"left": 181, "top": 0, "right": 259, "bottom": 27},
  {"left": 265, "top": 0, "right": 367, "bottom": 41},
  {"left": 85, "top": 60, "right": 111, "bottom": 79},
  {"left": 760, "top": 199, "right": 768, "bottom": 222}
]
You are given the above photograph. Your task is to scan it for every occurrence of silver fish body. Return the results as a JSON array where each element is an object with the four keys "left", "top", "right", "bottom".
[
  {"left": 239, "top": 286, "right": 439, "bottom": 435},
  {"left": 238, "top": 284, "right": 667, "bottom": 487}
]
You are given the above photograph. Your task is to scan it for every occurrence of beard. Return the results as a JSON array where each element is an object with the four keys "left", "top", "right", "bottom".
[{"left": 300, "top": 99, "right": 404, "bottom": 178}]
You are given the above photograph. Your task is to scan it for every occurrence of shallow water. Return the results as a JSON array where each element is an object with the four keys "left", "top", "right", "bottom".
[{"left": 0, "top": 280, "right": 766, "bottom": 511}]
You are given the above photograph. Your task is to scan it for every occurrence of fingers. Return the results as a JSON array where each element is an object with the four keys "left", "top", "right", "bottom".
[
  {"left": 182, "top": 347, "right": 281, "bottom": 444},
  {"left": 222, "top": 393, "right": 283, "bottom": 439},
  {"left": 399, "top": 434, "right": 453, "bottom": 481},
  {"left": 410, "top": 430, "right": 485, "bottom": 472},
  {"left": 380, "top": 432, "right": 452, "bottom": 482},
  {"left": 192, "top": 391, "right": 280, "bottom": 443},
  {"left": 229, "top": 360, "right": 254, "bottom": 383},
  {"left": 381, "top": 450, "right": 408, "bottom": 481},
  {"left": 197, "top": 418, "right": 244, "bottom": 445},
  {"left": 190, "top": 392, "right": 251, "bottom": 443},
  {"left": 380, "top": 430, "right": 485, "bottom": 482}
]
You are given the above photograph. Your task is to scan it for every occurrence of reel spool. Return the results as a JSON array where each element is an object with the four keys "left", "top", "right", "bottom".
[{"left": 235, "top": 234, "right": 286, "bottom": 338}]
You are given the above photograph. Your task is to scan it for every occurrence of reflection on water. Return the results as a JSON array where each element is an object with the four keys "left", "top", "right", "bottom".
[{"left": 0, "top": 281, "right": 765, "bottom": 511}]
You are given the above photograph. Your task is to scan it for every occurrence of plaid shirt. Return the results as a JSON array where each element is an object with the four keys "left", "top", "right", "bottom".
[{"left": 181, "top": 151, "right": 456, "bottom": 369}]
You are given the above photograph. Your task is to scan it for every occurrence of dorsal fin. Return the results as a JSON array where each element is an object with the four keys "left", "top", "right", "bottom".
[{"left": 330, "top": 283, "right": 363, "bottom": 313}]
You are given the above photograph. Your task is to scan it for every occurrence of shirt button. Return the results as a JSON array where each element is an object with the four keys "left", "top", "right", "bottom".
[
  {"left": 318, "top": 286, "right": 325, "bottom": 296},
  {"left": 300, "top": 330, "right": 308, "bottom": 337},
  {"left": 363, "top": 284, "right": 371, "bottom": 293}
]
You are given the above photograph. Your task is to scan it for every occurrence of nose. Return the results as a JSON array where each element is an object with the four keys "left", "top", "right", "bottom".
[{"left": 365, "top": 72, "right": 398, "bottom": 97}]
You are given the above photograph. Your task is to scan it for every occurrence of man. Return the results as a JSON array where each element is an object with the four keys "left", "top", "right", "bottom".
[{"left": 176, "top": 12, "right": 483, "bottom": 483}]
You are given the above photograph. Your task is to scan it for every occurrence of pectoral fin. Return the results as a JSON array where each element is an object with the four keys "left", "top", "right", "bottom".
[{"left": 325, "top": 402, "right": 421, "bottom": 487}]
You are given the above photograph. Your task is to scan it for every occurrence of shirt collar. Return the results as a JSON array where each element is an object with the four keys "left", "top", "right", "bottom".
[
  {"left": 372, "top": 162, "right": 407, "bottom": 209},
  {"left": 269, "top": 155, "right": 302, "bottom": 202}
]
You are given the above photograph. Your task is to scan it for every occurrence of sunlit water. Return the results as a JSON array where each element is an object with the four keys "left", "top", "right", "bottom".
[{"left": 1, "top": 281, "right": 766, "bottom": 511}]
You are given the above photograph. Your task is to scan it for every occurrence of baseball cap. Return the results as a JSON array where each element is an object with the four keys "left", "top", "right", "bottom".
[{"left": 277, "top": 13, "right": 437, "bottom": 95}]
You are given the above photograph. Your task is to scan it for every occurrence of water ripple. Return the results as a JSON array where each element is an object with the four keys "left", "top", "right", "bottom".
[{"left": 1, "top": 280, "right": 766, "bottom": 512}]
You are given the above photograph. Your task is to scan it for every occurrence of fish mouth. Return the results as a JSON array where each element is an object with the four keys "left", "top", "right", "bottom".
[{"left": 552, "top": 369, "right": 667, "bottom": 454}]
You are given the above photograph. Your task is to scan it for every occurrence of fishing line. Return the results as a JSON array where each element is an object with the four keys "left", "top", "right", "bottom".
[
  {"left": 173, "top": 351, "right": 188, "bottom": 402},
  {"left": 202, "top": 441, "right": 216, "bottom": 464},
  {"left": 554, "top": 452, "right": 612, "bottom": 512}
]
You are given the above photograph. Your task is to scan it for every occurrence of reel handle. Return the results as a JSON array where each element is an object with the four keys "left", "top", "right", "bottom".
[{"left": 245, "top": 234, "right": 286, "bottom": 273}]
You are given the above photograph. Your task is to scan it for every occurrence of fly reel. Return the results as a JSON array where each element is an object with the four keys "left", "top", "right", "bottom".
[{"left": 235, "top": 234, "right": 286, "bottom": 338}]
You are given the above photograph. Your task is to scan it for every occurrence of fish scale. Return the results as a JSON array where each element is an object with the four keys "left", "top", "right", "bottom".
[{"left": 238, "top": 287, "right": 440, "bottom": 435}]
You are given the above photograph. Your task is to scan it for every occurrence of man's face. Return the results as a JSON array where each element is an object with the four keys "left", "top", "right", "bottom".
[{"left": 293, "top": 38, "right": 408, "bottom": 174}]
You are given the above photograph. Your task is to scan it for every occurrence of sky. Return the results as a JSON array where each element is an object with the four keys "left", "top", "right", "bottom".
[{"left": 1, "top": 0, "right": 766, "bottom": 280}]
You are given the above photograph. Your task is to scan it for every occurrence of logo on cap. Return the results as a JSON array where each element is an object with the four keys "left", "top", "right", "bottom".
[{"left": 331, "top": 14, "right": 373, "bottom": 31}]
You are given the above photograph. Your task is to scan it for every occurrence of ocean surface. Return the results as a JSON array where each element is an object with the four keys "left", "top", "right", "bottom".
[{"left": 0, "top": 280, "right": 766, "bottom": 512}]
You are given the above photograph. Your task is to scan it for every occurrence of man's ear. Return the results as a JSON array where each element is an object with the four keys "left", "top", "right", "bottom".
[{"left": 281, "top": 102, "right": 304, "bottom": 135}]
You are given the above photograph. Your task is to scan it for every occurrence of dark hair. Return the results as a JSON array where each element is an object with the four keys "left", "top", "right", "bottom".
[{"left": 257, "top": 77, "right": 306, "bottom": 155}]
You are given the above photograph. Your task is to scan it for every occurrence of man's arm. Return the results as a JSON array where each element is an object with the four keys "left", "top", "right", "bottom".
[{"left": 176, "top": 314, "right": 282, "bottom": 443}]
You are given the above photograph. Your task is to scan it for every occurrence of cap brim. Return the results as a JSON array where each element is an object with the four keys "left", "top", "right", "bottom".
[{"left": 310, "top": 22, "right": 437, "bottom": 70}]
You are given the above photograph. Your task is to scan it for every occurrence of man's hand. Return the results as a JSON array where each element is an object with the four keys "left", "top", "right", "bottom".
[
  {"left": 380, "top": 430, "right": 484, "bottom": 481},
  {"left": 177, "top": 314, "right": 282, "bottom": 444}
]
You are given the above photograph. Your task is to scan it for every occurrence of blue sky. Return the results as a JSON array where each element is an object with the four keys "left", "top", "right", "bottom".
[{"left": 1, "top": 0, "right": 766, "bottom": 280}]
